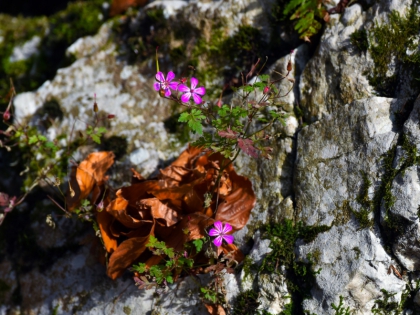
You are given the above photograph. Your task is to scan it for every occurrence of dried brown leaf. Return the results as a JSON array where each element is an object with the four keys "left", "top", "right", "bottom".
[{"left": 107, "top": 222, "right": 155, "bottom": 279}]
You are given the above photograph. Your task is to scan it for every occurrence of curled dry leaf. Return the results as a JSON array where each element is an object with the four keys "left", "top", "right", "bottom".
[
  {"left": 69, "top": 146, "right": 255, "bottom": 280},
  {"left": 66, "top": 151, "right": 115, "bottom": 211},
  {"left": 204, "top": 303, "right": 227, "bottom": 315}
]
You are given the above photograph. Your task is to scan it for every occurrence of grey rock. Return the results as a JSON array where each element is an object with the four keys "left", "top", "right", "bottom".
[
  {"left": 299, "top": 223, "right": 405, "bottom": 314},
  {"left": 295, "top": 97, "right": 399, "bottom": 226}
]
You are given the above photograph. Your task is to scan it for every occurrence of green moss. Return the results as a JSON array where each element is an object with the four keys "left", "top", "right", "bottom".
[
  {"left": 232, "top": 290, "right": 260, "bottom": 315},
  {"left": 371, "top": 289, "right": 401, "bottom": 315},
  {"left": 331, "top": 296, "right": 352, "bottom": 315},
  {"left": 241, "top": 256, "right": 258, "bottom": 282},
  {"left": 52, "top": 304, "right": 60, "bottom": 315},
  {"left": 349, "top": 205, "right": 374, "bottom": 230},
  {"left": 368, "top": 2, "right": 420, "bottom": 96},
  {"left": 123, "top": 306, "right": 132, "bottom": 315},
  {"left": 311, "top": 249, "right": 321, "bottom": 265},
  {"left": 350, "top": 29, "right": 368, "bottom": 53},
  {"left": 259, "top": 220, "right": 330, "bottom": 315},
  {"left": 352, "top": 247, "right": 361, "bottom": 260},
  {"left": 333, "top": 200, "right": 352, "bottom": 225}
]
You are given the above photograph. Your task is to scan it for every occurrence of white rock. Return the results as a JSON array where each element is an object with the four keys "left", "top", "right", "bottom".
[
  {"left": 9, "top": 36, "right": 41, "bottom": 62},
  {"left": 299, "top": 224, "right": 405, "bottom": 314}
]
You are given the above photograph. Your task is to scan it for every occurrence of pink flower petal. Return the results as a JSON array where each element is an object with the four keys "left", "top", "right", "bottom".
[
  {"left": 192, "top": 93, "right": 202, "bottom": 104},
  {"left": 169, "top": 82, "right": 179, "bottom": 90},
  {"left": 209, "top": 228, "right": 220, "bottom": 236},
  {"left": 213, "top": 221, "right": 223, "bottom": 232},
  {"left": 190, "top": 77, "right": 198, "bottom": 90},
  {"left": 178, "top": 84, "right": 190, "bottom": 93},
  {"left": 167, "top": 71, "right": 176, "bottom": 82},
  {"left": 153, "top": 82, "right": 161, "bottom": 91},
  {"left": 223, "top": 235, "right": 234, "bottom": 244},
  {"left": 213, "top": 236, "right": 223, "bottom": 247},
  {"left": 194, "top": 86, "right": 206, "bottom": 96},
  {"left": 156, "top": 72, "right": 165, "bottom": 82},
  {"left": 164, "top": 88, "right": 171, "bottom": 97},
  {"left": 181, "top": 93, "right": 191, "bottom": 103},
  {"left": 222, "top": 223, "right": 232, "bottom": 234}
]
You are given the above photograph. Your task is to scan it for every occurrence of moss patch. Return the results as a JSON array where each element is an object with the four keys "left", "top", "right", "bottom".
[
  {"left": 258, "top": 220, "right": 330, "bottom": 314},
  {"left": 0, "top": 0, "right": 108, "bottom": 108},
  {"left": 350, "top": 29, "right": 368, "bottom": 53},
  {"left": 367, "top": 1, "right": 420, "bottom": 96},
  {"left": 232, "top": 290, "right": 261, "bottom": 315}
]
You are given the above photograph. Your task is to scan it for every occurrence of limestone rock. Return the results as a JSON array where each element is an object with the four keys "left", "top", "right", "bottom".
[
  {"left": 295, "top": 97, "right": 399, "bottom": 226},
  {"left": 299, "top": 224, "right": 405, "bottom": 314}
]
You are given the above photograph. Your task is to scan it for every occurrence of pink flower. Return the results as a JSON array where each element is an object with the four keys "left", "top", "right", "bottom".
[
  {"left": 209, "top": 221, "right": 234, "bottom": 247},
  {"left": 154, "top": 71, "right": 179, "bottom": 97},
  {"left": 178, "top": 77, "right": 206, "bottom": 104}
]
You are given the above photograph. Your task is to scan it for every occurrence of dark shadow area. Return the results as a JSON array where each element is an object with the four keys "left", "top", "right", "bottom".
[{"left": 0, "top": 0, "right": 74, "bottom": 17}]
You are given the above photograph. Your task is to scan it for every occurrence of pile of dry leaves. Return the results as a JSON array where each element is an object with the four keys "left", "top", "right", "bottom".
[{"left": 66, "top": 146, "right": 255, "bottom": 281}]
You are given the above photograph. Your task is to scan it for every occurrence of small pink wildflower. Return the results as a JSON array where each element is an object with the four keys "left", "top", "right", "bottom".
[
  {"left": 3, "top": 109, "right": 10, "bottom": 121},
  {"left": 154, "top": 71, "right": 179, "bottom": 97},
  {"left": 263, "top": 86, "right": 270, "bottom": 95},
  {"left": 178, "top": 77, "right": 206, "bottom": 104},
  {"left": 209, "top": 221, "right": 234, "bottom": 247},
  {"left": 4, "top": 196, "right": 16, "bottom": 213}
]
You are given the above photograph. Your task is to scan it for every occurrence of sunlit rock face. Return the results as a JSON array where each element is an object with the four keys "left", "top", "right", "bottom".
[{"left": 4, "top": 0, "right": 420, "bottom": 314}]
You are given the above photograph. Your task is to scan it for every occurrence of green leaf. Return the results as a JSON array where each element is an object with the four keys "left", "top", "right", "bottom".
[
  {"left": 38, "top": 135, "right": 47, "bottom": 142},
  {"left": 178, "top": 112, "right": 189, "bottom": 122},
  {"left": 132, "top": 263, "right": 147, "bottom": 274},
  {"left": 164, "top": 247, "right": 175, "bottom": 259},
  {"left": 193, "top": 239, "right": 203, "bottom": 252},
  {"left": 97, "top": 127, "right": 107, "bottom": 134},
  {"left": 259, "top": 74, "right": 270, "bottom": 81},
  {"left": 242, "top": 85, "right": 254, "bottom": 92},
  {"left": 44, "top": 141, "right": 58, "bottom": 151},
  {"left": 178, "top": 109, "right": 205, "bottom": 134},
  {"left": 90, "top": 134, "right": 101, "bottom": 144},
  {"left": 28, "top": 136, "right": 38, "bottom": 144},
  {"left": 166, "top": 275, "right": 173, "bottom": 284},
  {"left": 147, "top": 235, "right": 159, "bottom": 248}
]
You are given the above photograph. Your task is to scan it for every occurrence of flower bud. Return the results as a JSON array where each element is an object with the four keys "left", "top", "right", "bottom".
[
  {"left": 107, "top": 114, "right": 115, "bottom": 119},
  {"left": 97, "top": 200, "right": 104, "bottom": 212},
  {"left": 93, "top": 102, "right": 98, "bottom": 113},
  {"left": 263, "top": 86, "right": 270, "bottom": 95},
  {"left": 3, "top": 110, "right": 10, "bottom": 121},
  {"left": 287, "top": 60, "right": 292, "bottom": 72}
]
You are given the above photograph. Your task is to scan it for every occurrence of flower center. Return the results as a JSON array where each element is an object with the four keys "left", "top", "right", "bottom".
[{"left": 161, "top": 80, "right": 170, "bottom": 90}]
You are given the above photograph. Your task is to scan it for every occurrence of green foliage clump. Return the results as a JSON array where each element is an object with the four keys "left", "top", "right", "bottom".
[
  {"left": 368, "top": 3, "right": 420, "bottom": 96},
  {"left": 232, "top": 290, "right": 260, "bottom": 315},
  {"left": 372, "top": 289, "right": 402, "bottom": 315},
  {"left": 283, "top": 0, "right": 327, "bottom": 40},
  {"left": 343, "top": 171, "right": 374, "bottom": 230},
  {"left": 259, "top": 219, "right": 330, "bottom": 314},
  {"left": 350, "top": 29, "right": 368, "bottom": 53},
  {"left": 332, "top": 296, "right": 352, "bottom": 315}
]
